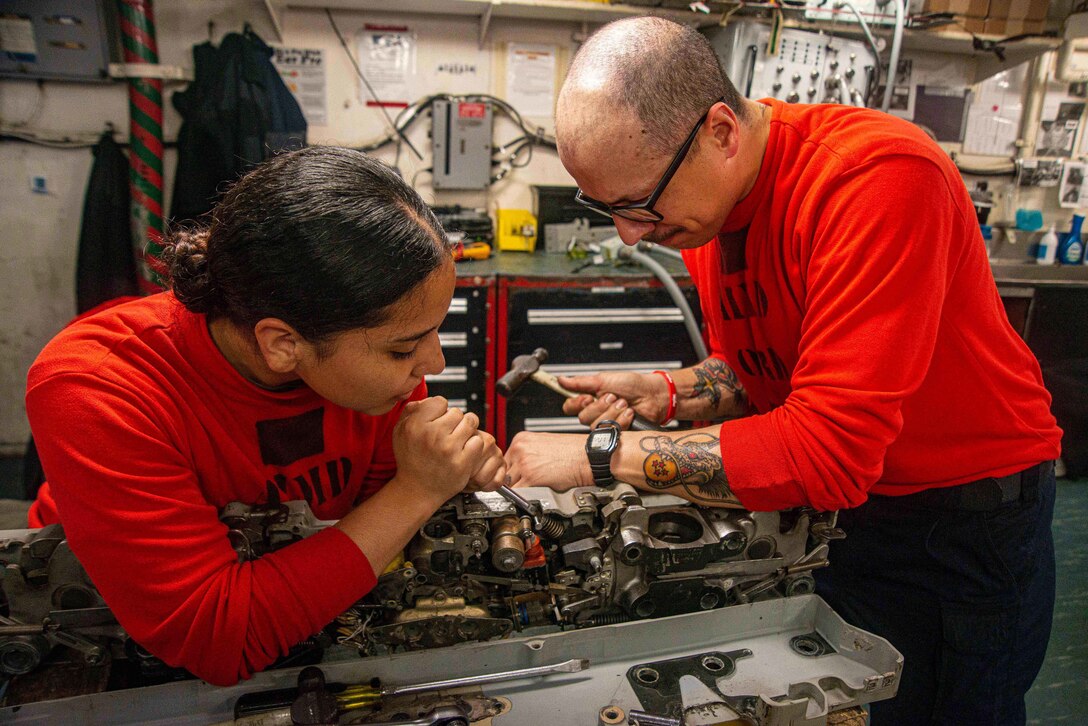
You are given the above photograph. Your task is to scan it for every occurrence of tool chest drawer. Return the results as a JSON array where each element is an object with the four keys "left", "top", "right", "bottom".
[
  {"left": 497, "top": 278, "right": 703, "bottom": 445},
  {"left": 426, "top": 282, "right": 495, "bottom": 429}
]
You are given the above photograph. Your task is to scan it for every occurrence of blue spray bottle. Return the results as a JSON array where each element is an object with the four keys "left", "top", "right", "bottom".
[{"left": 1060, "top": 214, "right": 1084, "bottom": 264}]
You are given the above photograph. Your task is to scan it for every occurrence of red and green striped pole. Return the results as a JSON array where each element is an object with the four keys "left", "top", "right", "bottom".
[{"left": 119, "top": 0, "right": 166, "bottom": 293}]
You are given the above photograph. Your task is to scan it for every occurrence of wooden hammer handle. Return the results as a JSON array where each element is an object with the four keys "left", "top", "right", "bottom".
[
  {"left": 530, "top": 370, "right": 577, "bottom": 399},
  {"left": 530, "top": 368, "right": 666, "bottom": 431}
]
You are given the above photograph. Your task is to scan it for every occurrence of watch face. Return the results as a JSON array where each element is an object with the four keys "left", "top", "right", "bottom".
[{"left": 590, "top": 431, "right": 612, "bottom": 449}]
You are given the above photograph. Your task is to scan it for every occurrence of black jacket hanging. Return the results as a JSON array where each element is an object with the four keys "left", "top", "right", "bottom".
[
  {"left": 170, "top": 26, "right": 307, "bottom": 225},
  {"left": 76, "top": 132, "right": 140, "bottom": 314}
]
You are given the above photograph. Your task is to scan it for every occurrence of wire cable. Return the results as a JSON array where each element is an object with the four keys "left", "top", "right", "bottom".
[
  {"left": 3, "top": 80, "right": 46, "bottom": 129},
  {"left": 1, "top": 127, "right": 101, "bottom": 148},
  {"left": 833, "top": 1, "right": 882, "bottom": 106},
  {"left": 881, "top": 0, "right": 906, "bottom": 112},
  {"left": 325, "top": 8, "right": 423, "bottom": 161}
]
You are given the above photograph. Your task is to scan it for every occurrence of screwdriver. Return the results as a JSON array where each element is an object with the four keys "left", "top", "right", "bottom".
[
  {"left": 339, "top": 658, "right": 589, "bottom": 709},
  {"left": 452, "top": 240, "right": 492, "bottom": 261}
]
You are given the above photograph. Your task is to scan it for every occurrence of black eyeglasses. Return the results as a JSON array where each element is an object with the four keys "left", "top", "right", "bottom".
[{"left": 574, "top": 100, "right": 722, "bottom": 223}]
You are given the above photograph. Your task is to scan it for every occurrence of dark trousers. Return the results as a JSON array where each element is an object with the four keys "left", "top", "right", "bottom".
[{"left": 815, "top": 463, "right": 1056, "bottom": 725}]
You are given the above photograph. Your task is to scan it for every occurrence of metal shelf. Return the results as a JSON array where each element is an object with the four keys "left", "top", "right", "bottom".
[
  {"left": 267, "top": 0, "right": 721, "bottom": 46},
  {"left": 265, "top": 0, "right": 1058, "bottom": 79}
]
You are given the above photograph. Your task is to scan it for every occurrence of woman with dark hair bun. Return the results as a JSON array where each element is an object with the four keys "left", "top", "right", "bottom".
[{"left": 24, "top": 147, "right": 506, "bottom": 686}]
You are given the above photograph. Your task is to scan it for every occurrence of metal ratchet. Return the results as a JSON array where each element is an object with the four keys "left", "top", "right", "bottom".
[
  {"left": 366, "top": 704, "right": 471, "bottom": 726},
  {"left": 497, "top": 485, "right": 544, "bottom": 523}
]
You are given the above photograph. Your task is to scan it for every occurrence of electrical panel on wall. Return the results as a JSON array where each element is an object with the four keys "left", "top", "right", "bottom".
[
  {"left": 706, "top": 21, "right": 876, "bottom": 106},
  {"left": 0, "top": 0, "right": 117, "bottom": 82},
  {"left": 432, "top": 99, "right": 493, "bottom": 191}
]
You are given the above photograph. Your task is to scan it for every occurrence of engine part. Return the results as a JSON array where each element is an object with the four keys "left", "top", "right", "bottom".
[
  {"left": 0, "top": 526, "right": 125, "bottom": 675},
  {"left": 626, "top": 650, "right": 754, "bottom": 721},
  {"left": 221, "top": 501, "right": 336, "bottom": 561},
  {"left": 628, "top": 710, "right": 682, "bottom": 726},
  {"left": 490, "top": 516, "right": 525, "bottom": 573},
  {"left": 0, "top": 486, "right": 841, "bottom": 684},
  {"left": 330, "top": 486, "right": 837, "bottom": 652},
  {"left": 367, "top": 616, "right": 512, "bottom": 651},
  {"left": 598, "top": 704, "right": 626, "bottom": 725},
  {"left": 789, "top": 631, "right": 837, "bottom": 658}
]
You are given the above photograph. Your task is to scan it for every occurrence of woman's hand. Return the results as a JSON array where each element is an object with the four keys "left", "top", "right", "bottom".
[
  {"left": 393, "top": 397, "right": 493, "bottom": 503},
  {"left": 465, "top": 429, "right": 506, "bottom": 493}
]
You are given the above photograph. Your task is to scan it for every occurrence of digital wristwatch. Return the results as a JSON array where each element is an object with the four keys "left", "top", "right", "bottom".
[{"left": 585, "top": 419, "right": 621, "bottom": 488}]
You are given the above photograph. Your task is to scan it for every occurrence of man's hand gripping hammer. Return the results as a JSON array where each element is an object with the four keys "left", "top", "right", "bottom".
[{"left": 495, "top": 347, "right": 664, "bottom": 431}]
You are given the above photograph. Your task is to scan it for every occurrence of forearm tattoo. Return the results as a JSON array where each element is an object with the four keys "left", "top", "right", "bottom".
[
  {"left": 639, "top": 433, "right": 739, "bottom": 505},
  {"left": 692, "top": 358, "right": 748, "bottom": 415}
]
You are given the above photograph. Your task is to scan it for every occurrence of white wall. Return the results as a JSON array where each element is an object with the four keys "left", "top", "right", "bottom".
[{"left": 0, "top": 1, "right": 582, "bottom": 455}]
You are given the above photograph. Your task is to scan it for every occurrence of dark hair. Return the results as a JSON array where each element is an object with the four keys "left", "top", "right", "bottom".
[
  {"left": 163, "top": 147, "right": 451, "bottom": 344},
  {"left": 567, "top": 17, "right": 747, "bottom": 156}
]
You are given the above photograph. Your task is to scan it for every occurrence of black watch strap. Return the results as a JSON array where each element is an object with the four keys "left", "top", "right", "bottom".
[
  {"left": 589, "top": 459, "right": 612, "bottom": 485},
  {"left": 586, "top": 420, "right": 621, "bottom": 488}
]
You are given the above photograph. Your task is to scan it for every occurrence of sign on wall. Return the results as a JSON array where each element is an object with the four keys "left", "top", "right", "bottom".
[
  {"left": 358, "top": 25, "right": 414, "bottom": 108},
  {"left": 272, "top": 47, "right": 328, "bottom": 126},
  {"left": 505, "top": 43, "right": 556, "bottom": 118}
]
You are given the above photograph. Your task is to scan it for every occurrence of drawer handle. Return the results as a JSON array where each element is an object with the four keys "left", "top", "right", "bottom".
[
  {"left": 527, "top": 308, "right": 683, "bottom": 325},
  {"left": 427, "top": 367, "right": 467, "bottom": 383}
]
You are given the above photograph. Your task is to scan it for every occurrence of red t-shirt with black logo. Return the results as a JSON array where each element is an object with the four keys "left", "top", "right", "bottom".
[
  {"left": 26, "top": 293, "right": 422, "bottom": 685},
  {"left": 683, "top": 100, "right": 1061, "bottom": 511}
]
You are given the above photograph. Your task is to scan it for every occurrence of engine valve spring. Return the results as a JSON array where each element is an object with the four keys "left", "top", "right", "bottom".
[
  {"left": 581, "top": 612, "right": 631, "bottom": 627},
  {"left": 536, "top": 515, "right": 569, "bottom": 540}
]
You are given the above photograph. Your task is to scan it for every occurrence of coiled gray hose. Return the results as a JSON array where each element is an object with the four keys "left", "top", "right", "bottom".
[{"left": 616, "top": 241, "right": 709, "bottom": 361}]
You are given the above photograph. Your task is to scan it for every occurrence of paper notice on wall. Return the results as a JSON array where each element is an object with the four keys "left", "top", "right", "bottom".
[
  {"left": 430, "top": 40, "right": 491, "bottom": 96},
  {"left": 964, "top": 65, "right": 1027, "bottom": 157},
  {"left": 272, "top": 47, "right": 327, "bottom": 126},
  {"left": 358, "top": 26, "right": 415, "bottom": 107},
  {"left": 1036, "top": 86, "right": 1085, "bottom": 158},
  {"left": 434, "top": 59, "right": 482, "bottom": 85},
  {"left": 505, "top": 43, "right": 556, "bottom": 118},
  {"left": 1019, "top": 159, "right": 1063, "bottom": 187},
  {"left": 0, "top": 15, "right": 37, "bottom": 61},
  {"left": 1060, "top": 162, "right": 1088, "bottom": 209}
]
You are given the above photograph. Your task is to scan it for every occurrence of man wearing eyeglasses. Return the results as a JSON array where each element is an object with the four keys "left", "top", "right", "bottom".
[{"left": 504, "top": 16, "right": 1061, "bottom": 726}]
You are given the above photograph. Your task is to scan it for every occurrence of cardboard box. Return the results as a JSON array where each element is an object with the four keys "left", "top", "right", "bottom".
[
  {"left": 922, "top": 0, "right": 990, "bottom": 17},
  {"left": 984, "top": 17, "right": 1046, "bottom": 34},
  {"left": 987, "top": 0, "right": 1049, "bottom": 20},
  {"left": 961, "top": 17, "right": 989, "bottom": 33}
]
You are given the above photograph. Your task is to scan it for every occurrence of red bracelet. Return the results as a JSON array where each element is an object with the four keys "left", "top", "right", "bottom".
[{"left": 652, "top": 370, "right": 678, "bottom": 425}]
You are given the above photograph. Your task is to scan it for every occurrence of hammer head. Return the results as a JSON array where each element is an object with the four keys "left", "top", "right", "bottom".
[{"left": 496, "top": 347, "right": 549, "bottom": 398}]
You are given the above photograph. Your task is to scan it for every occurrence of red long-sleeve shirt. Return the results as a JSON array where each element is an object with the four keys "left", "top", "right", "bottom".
[
  {"left": 684, "top": 100, "right": 1061, "bottom": 511},
  {"left": 26, "top": 293, "right": 423, "bottom": 685}
]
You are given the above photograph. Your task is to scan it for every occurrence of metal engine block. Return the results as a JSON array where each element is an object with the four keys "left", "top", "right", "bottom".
[
  {"left": 225, "top": 486, "right": 842, "bottom": 655},
  {"left": 0, "top": 489, "right": 842, "bottom": 677},
  {"left": 0, "top": 524, "right": 125, "bottom": 677}
]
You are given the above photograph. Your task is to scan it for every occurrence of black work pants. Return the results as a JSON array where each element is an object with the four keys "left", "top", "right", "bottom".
[{"left": 815, "top": 463, "right": 1056, "bottom": 725}]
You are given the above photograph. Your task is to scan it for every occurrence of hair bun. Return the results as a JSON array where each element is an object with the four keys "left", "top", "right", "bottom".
[{"left": 163, "top": 230, "right": 220, "bottom": 315}]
